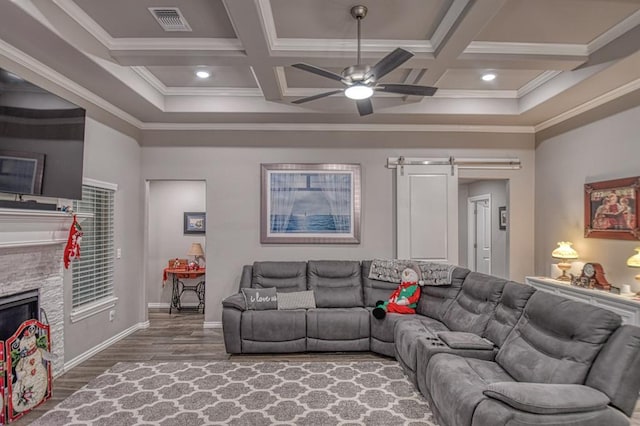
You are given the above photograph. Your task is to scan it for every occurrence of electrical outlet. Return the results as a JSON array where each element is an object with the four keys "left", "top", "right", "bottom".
[
  {"left": 116, "top": 248, "right": 122, "bottom": 259},
  {"left": 109, "top": 309, "right": 116, "bottom": 321}
]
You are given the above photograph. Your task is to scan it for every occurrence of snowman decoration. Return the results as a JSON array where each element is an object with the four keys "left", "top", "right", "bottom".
[{"left": 11, "top": 326, "right": 49, "bottom": 413}]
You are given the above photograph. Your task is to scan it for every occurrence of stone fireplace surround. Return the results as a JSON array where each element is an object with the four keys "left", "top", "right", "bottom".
[{"left": 0, "top": 208, "right": 74, "bottom": 376}]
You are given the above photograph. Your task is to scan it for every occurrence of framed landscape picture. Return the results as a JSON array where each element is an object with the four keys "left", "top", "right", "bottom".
[
  {"left": 183, "top": 212, "right": 206, "bottom": 234},
  {"left": 584, "top": 176, "right": 639, "bottom": 240},
  {"left": 261, "top": 163, "right": 361, "bottom": 244}
]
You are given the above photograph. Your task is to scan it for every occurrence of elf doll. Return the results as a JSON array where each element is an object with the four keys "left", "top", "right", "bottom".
[{"left": 372, "top": 264, "right": 422, "bottom": 319}]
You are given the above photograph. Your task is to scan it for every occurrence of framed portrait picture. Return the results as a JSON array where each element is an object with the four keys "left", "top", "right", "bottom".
[
  {"left": 584, "top": 176, "right": 639, "bottom": 240},
  {"left": 183, "top": 212, "right": 206, "bottom": 234},
  {"left": 261, "top": 163, "right": 361, "bottom": 244},
  {"left": 498, "top": 206, "right": 507, "bottom": 230}
]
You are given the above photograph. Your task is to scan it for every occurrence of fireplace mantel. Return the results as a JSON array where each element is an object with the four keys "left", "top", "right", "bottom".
[{"left": 0, "top": 208, "right": 86, "bottom": 248}]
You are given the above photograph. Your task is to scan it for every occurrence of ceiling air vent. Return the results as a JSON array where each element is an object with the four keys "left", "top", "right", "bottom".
[{"left": 148, "top": 7, "right": 192, "bottom": 32}]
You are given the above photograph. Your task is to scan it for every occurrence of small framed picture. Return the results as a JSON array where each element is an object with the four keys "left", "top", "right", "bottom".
[
  {"left": 499, "top": 206, "right": 507, "bottom": 230},
  {"left": 184, "top": 212, "right": 205, "bottom": 234}
]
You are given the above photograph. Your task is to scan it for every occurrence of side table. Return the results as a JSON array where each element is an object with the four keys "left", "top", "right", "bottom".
[{"left": 163, "top": 267, "right": 206, "bottom": 314}]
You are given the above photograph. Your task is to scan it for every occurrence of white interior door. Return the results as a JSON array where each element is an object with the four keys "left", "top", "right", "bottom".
[
  {"left": 396, "top": 164, "right": 458, "bottom": 263},
  {"left": 467, "top": 194, "right": 491, "bottom": 273}
]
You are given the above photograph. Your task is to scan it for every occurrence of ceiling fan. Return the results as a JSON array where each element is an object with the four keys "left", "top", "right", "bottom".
[{"left": 290, "top": 5, "right": 437, "bottom": 116}]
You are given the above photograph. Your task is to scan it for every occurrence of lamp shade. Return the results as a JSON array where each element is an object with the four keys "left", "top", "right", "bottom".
[
  {"left": 551, "top": 241, "right": 578, "bottom": 260},
  {"left": 627, "top": 248, "right": 640, "bottom": 268},
  {"left": 187, "top": 243, "right": 204, "bottom": 257}
]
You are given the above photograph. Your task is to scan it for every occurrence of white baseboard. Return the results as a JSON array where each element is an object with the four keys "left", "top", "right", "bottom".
[
  {"left": 60, "top": 320, "right": 150, "bottom": 376},
  {"left": 203, "top": 321, "right": 222, "bottom": 329}
]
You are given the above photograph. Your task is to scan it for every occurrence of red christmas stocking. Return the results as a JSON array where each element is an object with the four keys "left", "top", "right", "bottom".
[{"left": 63, "top": 215, "right": 83, "bottom": 269}]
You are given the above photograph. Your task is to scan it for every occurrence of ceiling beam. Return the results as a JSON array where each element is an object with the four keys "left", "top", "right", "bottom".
[{"left": 222, "top": 0, "right": 282, "bottom": 101}]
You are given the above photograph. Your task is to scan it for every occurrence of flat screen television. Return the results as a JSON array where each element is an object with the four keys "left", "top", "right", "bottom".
[{"left": 0, "top": 67, "right": 85, "bottom": 201}]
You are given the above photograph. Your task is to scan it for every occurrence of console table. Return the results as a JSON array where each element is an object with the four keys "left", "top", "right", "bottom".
[
  {"left": 525, "top": 276, "right": 640, "bottom": 326},
  {"left": 163, "top": 268, "right": 206, "bottom": 314}
]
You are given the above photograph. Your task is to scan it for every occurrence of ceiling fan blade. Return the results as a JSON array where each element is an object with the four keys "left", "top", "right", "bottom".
[
  {"left": 356, "top": 98, "right": 373, "bottom": 116},
  {"left": 376, "top": 83, "right": 437, "bottom": 96},
  {"left": 292, "top": 89, "right": 343, "bottom": 104},
  {"left": 368, "top": 48, "right": 414, "bottom": 80},
  {"left": 291, "top": 63, "right": 344, "bottom": 82}
]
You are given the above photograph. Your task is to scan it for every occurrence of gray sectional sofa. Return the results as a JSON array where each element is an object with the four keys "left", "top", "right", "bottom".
[{"left": 222, "top": 260, "right": 640, "bottom": 426}]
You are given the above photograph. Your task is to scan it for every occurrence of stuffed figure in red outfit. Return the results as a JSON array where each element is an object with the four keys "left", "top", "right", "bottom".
[{"left": 372, "top": 264, "right": 422, "bottom": 320}]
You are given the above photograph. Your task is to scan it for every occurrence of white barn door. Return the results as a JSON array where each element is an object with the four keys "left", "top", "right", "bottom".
[{"left": 396, "top": 164, "right": 458, "bottom": 263}]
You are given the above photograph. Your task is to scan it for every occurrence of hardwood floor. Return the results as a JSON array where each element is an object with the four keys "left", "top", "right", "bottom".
[{"left": 10, "top": 310, "right": 640, "bottom": 425}]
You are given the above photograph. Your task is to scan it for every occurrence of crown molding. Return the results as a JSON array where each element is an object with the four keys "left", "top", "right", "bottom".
[
  {"left": 434, "top": 89, "right": 516, "bottom": 99},
  {"left": 139, "top": 122, "right": 535, "bottom": 133},
  {"left": 271, "top": 38, "right": 434, "bottom": 54},
  {"left": 465, "top": 41, "right": 588, "bottom": 57},
  {"left": 131, "top": 66, "right": 262, "bottom": 97},
  {"left": 517, "top": 71, "right": 561, "bottom": 97},
  {"left": 109, "top": 38, "right": 242, "bottom": 51},
  {"left": 587, "top": 9, "right": 640, "bottom": 54},
  {"left": 534, "top": 77, "right": 640, "bottom": 132},
  {"left": 0, "top": 39, "right": 142, "bottom": 128}
]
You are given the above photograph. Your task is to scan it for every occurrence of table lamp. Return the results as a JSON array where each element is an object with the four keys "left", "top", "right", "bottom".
[
  {"left": 627, "top": 247, "right": 640, "bottom": 284},
  {"left": 187, "top": 243, "right": 204, "bottom": 267},
  {"left": 551, "top": 241, "right": 578, "bottom": 282}
]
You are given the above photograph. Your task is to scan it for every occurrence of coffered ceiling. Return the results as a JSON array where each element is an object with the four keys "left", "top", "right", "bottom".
[{"left": 0, "top": 0, "right": 639, "bottom": 133}]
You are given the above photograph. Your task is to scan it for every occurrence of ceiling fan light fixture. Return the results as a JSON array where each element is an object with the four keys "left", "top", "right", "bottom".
[
  {"left": 196, "top": 70, "right": 210, "bottom": 79},
  {"left": 344, "top": 84, "right": 373, "bottom": 100}
]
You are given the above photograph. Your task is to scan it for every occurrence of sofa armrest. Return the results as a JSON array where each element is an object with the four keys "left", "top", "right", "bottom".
[
  {"left": 483, "top": 382, "right": 610, "bottom": 415},
  {"left": 222, "top": 293, "right": 246, "bottom": 311}
]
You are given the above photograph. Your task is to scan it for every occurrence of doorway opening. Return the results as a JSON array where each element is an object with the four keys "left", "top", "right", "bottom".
[
  {"left": 459, "top": 179, "right": 509, "bottom": 278},
  {"left": 144, "top": 180, "right": 206, "bottom": 319}
]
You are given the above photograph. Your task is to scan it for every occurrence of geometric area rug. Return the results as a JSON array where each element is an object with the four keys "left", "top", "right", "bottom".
[{"left": 30, "top": 361, "right": 438, "bottom": 425}]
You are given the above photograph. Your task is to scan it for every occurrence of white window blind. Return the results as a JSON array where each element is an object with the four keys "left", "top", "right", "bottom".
[{"left": 72, "top": 183, "right": 115, "bottom": 309}]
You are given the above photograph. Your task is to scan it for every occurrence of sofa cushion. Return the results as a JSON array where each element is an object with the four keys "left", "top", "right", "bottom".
[
  {"left": 240, "top": 309, "right": 306, "bottom": 342},
  {"left": 586, "top": 324, "right": 640, "bottom": 416},
  {"left": 496, "top": 291, "right": 622, "bottom": 384},
  {"left": 252, "top": 261, "right": 307, "bottom": 292},
  {"left": 425, "top": 354, "right": 514, "bottom": 426},
  {"left": 483, "top": 281, "right": 536, "bottom": 347},
  {"left": 307, "top": 308, "right": 370, "bottom": 351},
  {"left": 362, "top": 260, "right": 399, "bottom": 307},
  {"left": 441, "top": 272, "right": 506, "bottom": 334},
  {"left": 306, "top": 308, "right": 369, "bottom": 341},
  {"left": 307, "top": 260, "right": 363, "bottom": 308},
  {"left": 416, "top": 266, "right": 469, "bottom": 321},
  {"left": 483, "top": 382, "right": 610, "bottom": 415},
  {"left": 242, "top": 287, "right": 277, "bottom": 310}
]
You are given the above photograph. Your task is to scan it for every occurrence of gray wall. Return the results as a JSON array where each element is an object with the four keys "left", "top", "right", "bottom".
[
  {"left": 63, "top": 117, "right": 144, "bottom": 361},
  {"left": 146, "top": 180, "right": 206, "bottom": 306},
  {"left": 142, "top": 131, "right": 536, "bottom": 323},
  {"left": 459, "top": 180, "right": 509, "bottom": 278},
  {"left": 535, "top": 104, "right": 640, "bottom": 290}
]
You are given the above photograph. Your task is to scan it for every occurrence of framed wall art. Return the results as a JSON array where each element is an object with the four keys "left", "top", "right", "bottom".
[
  {"left": 498, "top": 206, "right": 507, "bottom": 231},
  {"left": 261, "top": 163, "right": 361, "bottom": 244},
  {"left": 584, "top": 176, "right": 639, "bottom": 240},
  {"left": 183, "top": 212, "right": 206, "bottom": 234}
]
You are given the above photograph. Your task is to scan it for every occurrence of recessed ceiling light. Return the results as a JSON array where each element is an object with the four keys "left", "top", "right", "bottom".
[
  {"left": 195, "top": 70, "right": 210, "bottom": 79},
  {"left": 482, "top": 73, "right": 496, "bottom": 82}
]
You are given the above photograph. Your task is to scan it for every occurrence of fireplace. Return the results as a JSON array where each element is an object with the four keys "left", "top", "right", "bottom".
[{"left": 0, "top": 290, "right": 39, "bottom": 342}]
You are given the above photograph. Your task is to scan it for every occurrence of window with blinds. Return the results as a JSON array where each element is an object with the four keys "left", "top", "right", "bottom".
[{"left": 72, "top": 184, "right": 115, "bottom": 309}]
